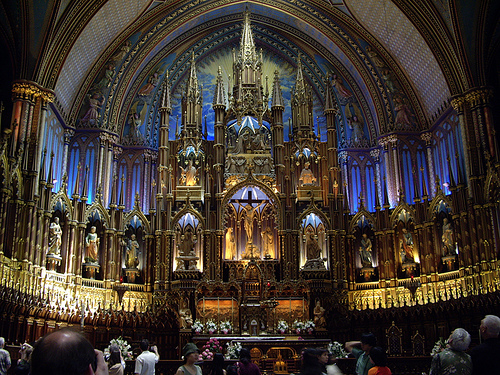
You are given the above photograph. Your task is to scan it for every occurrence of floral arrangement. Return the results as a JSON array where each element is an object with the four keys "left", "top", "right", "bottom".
[
  {"left": 430, "top": 337, "right": 447, "bottom": 356},
  {"left": 277, "top": 320, "right": 289, "bottom": 333},
  {"left": 201, "top": 337, "right": 223, "bottom": 360},
  {"left": 225, "top": 341, "right": 242, "bottom": 359},
  {"left": 304, "top": 320, "right": 315, "bottom": 333},
  {"left": 293, "top": 320, "right": 305, "bottom": 334},
  {"left": 192, "top": 320, "right": 204, "bottom": 334},
  {"left": 328, "top": 341, "right": 347, "bottom": 359},
  {"left": 220, "top": 320, "right": 232, "bottom": 334},
  {"left": 104, "top": 336, "right": 133, "bottom": 361},
  {"left": 206, "top": 320, "right": 218, "bottom": 334}
]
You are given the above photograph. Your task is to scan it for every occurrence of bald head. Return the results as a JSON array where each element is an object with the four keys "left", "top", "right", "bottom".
[{"left": 31, "top": 328, "right": 96, "bottom": 375}]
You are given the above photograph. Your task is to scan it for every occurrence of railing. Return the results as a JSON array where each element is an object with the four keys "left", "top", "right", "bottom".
[{"left": 82, "top": 279, "right": 105, "bottom": 288}]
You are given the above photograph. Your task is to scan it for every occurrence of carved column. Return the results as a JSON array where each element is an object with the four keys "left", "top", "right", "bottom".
[
  {"left": 420, "top": 132, "right": 435, "bottom": 197},
  {"left": 450, "top": 96, "right": 472, "bottom": 196}
]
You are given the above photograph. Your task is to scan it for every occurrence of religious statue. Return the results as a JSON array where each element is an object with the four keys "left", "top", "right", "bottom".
[
  {"left": 179, "top": 298, "right": 193, "bottom": 329},
  {"left": 347, "top": 115, "right": 365, "bottom": 143},
  {"left": 125, "top": 234, "right": 140, "bottom": 269},
  {"left": 299, "top": 162, "right": 317, "bottom": 186},
  {"left": 225, "top": 228, "right": 236, "bottom": 260},
  {"left": 399, "top": 228, "right": 415, "bottom": 263},
  {"left": 359, "top": 233, "right": 373, "bottom": 267},
  {"left": 240, "top": 200, "right": 267, "bottom": 258},
  {"left": 442, "top": 218, "right": 454, "bottom": 256},
  {"left": 129, "top": 112, "right": 143, "bottom": 140},
  {"left": 85, "top": 226, "right": 100, "bottom": 263},
  {"left": 180, "top": 160, "right": 198, "bottom": 186},
  {"left": 306, "top": 232, "right": 322, "bottom": 260},
  {"left": 313, "top": 300, "right": 326, "bottom": 329},
  {"left": 48, "top": 217, "right": 62, "bottom": 256},
  {"left": 178, "top": 229, "right": 197, "bottom": 256},
  {"left": 261, "top": 227, "right": 274, "bottom": 258}
]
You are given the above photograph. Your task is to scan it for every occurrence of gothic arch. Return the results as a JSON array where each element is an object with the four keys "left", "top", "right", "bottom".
[
  {"left": 50, "top": 191, "right": 74, "bottom": 220},
  {"left": 427, "top": 191, "right": 453, "bottom": 221},
  {"left": 390, "top": 201, "right": 417, "bottom": 227},
  {"left": 221, "top": 174, "right": 281, "bottom": 230},
  {"left": 124, "top": 199, "right": 151, "bottom": 234},
  {"left": 349, "top": 208, "right": 376, "bottom": 234}
]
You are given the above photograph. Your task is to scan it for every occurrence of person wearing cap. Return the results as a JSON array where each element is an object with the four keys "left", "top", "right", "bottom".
[
  {"left": 175, "top": 343, "right": 202, "bottom": 375},
  {"left": 134, "top": 339, "right": 159, "bottom": 375}
]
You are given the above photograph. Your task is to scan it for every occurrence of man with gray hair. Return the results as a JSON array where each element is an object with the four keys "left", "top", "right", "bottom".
[
  {"left": 429, "top": 328, "right": 472, "bottom": 375},
  {"left": 0, "top": 337, "right": 11, "bottom": 375},
  {"left": 470, "top": 314, "right": 500, "bottom": 375}
]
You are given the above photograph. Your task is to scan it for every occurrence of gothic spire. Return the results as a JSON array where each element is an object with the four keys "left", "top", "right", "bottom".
[
  {"left": 271, "top": 70, "right": 284, "bottom": 108},
  {"left": 213, "top": 66, "right": 226, "bottom": 107},
  {"left": 186, "top": 51, "right": 200, "bottom": 103},
  {"left": 161, "top": 72, "right": 171, "bottom": 112},
  {"left": 238, "top": 7, "right": 258, "bottom": 66},
  {"left": 324, "top": 74, "right": 336, "bottom": 113}
]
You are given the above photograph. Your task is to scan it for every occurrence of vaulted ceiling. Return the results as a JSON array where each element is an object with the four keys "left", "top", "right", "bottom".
[{"left": 0, "top": 0, "right": 499, "bottom": 142}]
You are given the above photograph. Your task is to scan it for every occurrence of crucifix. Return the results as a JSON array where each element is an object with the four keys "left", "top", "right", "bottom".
[{"left": 236, "top": 190, "right": 267, "bottom": 259}]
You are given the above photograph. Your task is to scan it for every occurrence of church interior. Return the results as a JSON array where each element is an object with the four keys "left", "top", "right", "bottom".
[{"left": 1, "top": 0, "right": 500, "bottom": 371}]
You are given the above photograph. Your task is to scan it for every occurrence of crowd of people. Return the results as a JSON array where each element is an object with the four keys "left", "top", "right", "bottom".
[{"left": 0, "top": 314, "right": 498, "bottom": 375}]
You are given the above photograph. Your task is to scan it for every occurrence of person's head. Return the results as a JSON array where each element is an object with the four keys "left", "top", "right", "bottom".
[
  {"left": 239, "top": 347, "right": 252, "bottom": 364},
  {"left": 20, "top": 342, "right": 33, "bottom": 361},
  {"left": 448, "top": 328, "right": 471, "bottom": 351},
  {"left": 182, "top": 342, "right": 200, "bottom": 364},
  {"left": 0, "top": 337, "right": 4, "bottom": 349},
  {"left": 212, "top": 353, "right": 225, "bottom": 371},
  {"left": 31, "top": 328, "right": 97, "bottom": 375},
  {"left": 140, "top": 339, "right": 149, "bottom": 352},
  {"left": 226, "top": 365, "right": 238, "bottom": 375},
  {"left": 360, "top": 333, "right": 377, "bottom": 353},
  {"left": 480, "top": 315, "right": 500, "bottom": 339},
  {"left": 368, "top": 347, "right": 387, "bottom": 367},
  {"left": 301, "top": 348, "right": 321, "bottom": 370},
  {"left": 317, "top": 348, "right": 329, "bottom": 365},
  {"left": 108, "top": 345, "right": 121, "bottom": 367}
]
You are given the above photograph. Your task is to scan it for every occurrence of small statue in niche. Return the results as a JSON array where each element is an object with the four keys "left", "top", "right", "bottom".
[
  {"left": 299, "top": 162, "right": 317, "bottom": 186},
  {"left": 125, "top": 234, "right": 140, "bottom": 269},
  {"left": 180, "top": 160, "right": 199, "bottom": 186},
  {"left": 261, "top": 227, "right": 274, "bottom": 258},
  {"left": 48, "top": 217, "right": 62, "bottom": 256},
  {"left": 313, "top": 300, "right": 326, "bottom": 329},
  {"left": 84, "top": 226, "right": 100, "bottom": 263},
  {"left": 399, "top": 228, "right": 415, "bottom": 263},
  {"left": 359, "top": 233, "right": 373, "bottom": 267},
  {"left": 179, "top": 298, "right": 193, "bottom": 329},
  {"left": 306, "top": 232, "right": 322, "bottom": 260},
  {"left": 225, "top": 228, "right": 236, "bottom": 260},
  {"left": 178, "top": 228, "right": 196, "bottom": 256},
  {"left": 442, "top": 218, "right": 454, "bottom": 256}
]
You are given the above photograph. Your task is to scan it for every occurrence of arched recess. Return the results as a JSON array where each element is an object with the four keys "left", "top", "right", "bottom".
[
  {"left": 391, "top": 206, "right": 419, "bottom": 277},
  {"left": 296, "top": 201, "right": 331, "bottom": 270},
  {"left": 222, "top": 178, "right": 280, "bottom": 261},
  {"left": 171, "top": 200, "right": 205, "bottom": 273},
  {"left": 350, "top": 210, "right": 377, "bottom": 282}
]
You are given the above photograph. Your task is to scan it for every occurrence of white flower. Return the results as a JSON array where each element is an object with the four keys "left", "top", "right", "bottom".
[
  {"left": 206, "top": 320, "right": 218, "bottom": 331},
  {"left": 192, "top": 320, "right": 204, "bottom": 332},
  {"left": 226, "top": 341, "right": 242, "bottom": 359},
  {"left": 328, "top": 341, "right": 347, "bottom": 359},
  {"left": 220, "top": 321, "right": 232, "bottom": 331},
  {"left": 277, "top": 320, "right": 289, "bottom": 331}
]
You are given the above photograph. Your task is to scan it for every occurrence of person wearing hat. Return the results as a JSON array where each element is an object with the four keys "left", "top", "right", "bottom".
[
  {"left": 134, "top": 339, "right": 159, "bottom": 375},
  {"left": 175, "top": 343, "right": 202, "bottom": 375}
]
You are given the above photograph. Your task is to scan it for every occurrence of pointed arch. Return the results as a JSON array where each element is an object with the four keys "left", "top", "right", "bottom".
[{"left": 427, "top": 192, "right": 453, "bottom": 221}]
